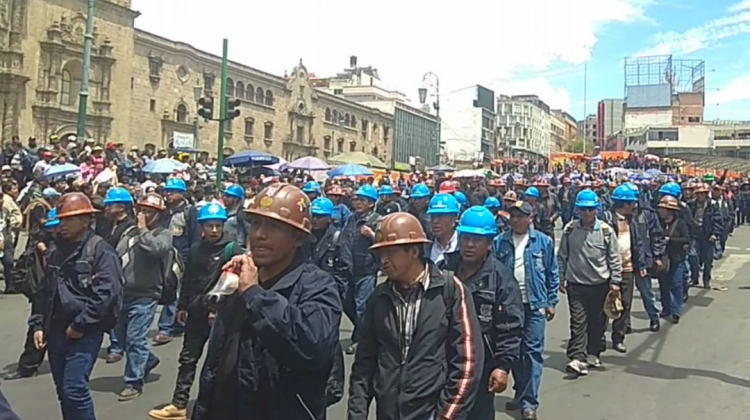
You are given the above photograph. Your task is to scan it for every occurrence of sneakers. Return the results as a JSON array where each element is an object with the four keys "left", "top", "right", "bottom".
[
  {"left": 522, "top": 408, "right": 539, "bottom": 420},
  {"left": 152, "top": 334, "right": 173, "bottom": 346},
  {"left": 613, "top": 342, "right": 627, "bottom": 353},
  {"left": 565, "top": 360, "right": 588, "bottom": 376},
  {"left": 118, "top": 386, "right": 142, "bottom": 402},
  {"left": 148, "top": 404, "right": 187, "bottom": 420},
  {"left": 106, "top": 353, "right": 123, "bottom": 364},
  {"left": 586, "top": 355, "right": 602, "bottom": 369}
]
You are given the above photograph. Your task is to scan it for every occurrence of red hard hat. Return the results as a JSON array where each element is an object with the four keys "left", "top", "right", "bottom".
[{"left": 438, "top": 180, "right": 456, "bottom": 194}]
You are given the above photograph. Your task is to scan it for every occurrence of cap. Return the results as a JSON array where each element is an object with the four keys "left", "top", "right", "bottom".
[{"left": 508, "top": 200, "right": 532, "bottom": 216}]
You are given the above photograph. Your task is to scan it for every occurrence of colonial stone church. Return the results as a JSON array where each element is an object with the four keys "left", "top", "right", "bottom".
[{"left": 0, "top": 0, "right": 394, "bottom": 164}]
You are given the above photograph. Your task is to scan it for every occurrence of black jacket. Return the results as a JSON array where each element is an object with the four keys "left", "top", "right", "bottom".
[
  {"left": 348, "top": 261, "right": 484, "bottom": 420},
  {"left": 635, "top": 205, "right": 667, "bottom": 270},
  {"left": 443, "top": 252, "right": 524, "bottom": 372},
  {"left": 659, "top": 218, "right": 690, "bottom": 263},
  {"left": 310, "top": 224, "right": 352, "bottom": 300},
  {"left": 344, "top": 210, "right": 381, "bottom": 277},
  {"left": 687, "top": 199, "right": 723, "bottom": 239},
  {"left": 178, "top": 234, "right": 242, "bottom": 312}
]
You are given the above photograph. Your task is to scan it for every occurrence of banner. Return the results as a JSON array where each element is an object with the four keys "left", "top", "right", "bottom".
[{"left": 173, "top": 132, "right": 195, "bottom": 149}]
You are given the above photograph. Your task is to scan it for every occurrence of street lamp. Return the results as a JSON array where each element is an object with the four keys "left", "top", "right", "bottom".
[
  {"left": 419, "top": 72, "right": 440, "bottom": 165},
  {"left": 193, "top": 82, "right": 203, "bottom": 148}
]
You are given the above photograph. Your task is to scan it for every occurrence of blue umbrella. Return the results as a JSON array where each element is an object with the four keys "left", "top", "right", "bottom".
[
  {"left": 142, "top": 158, "right": 187, "bottom": 174},
  {"left": 225, "top": 150, "right": 279, "bottom": 167},
  {"left": 328, "top": 163, "right": 373, "bottom": 178},
  {"left": 43, "top": 163, "right": 80, "bottom": 179}
]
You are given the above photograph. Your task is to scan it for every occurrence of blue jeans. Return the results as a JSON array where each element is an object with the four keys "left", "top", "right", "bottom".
[
  {"left": 108, "top": 329, "right": 122, "bottom": 355},
  {"left": 48, "top": 331, "right": 103, "bottom": 420},
  {"left": 157, "top": 300, "right": 185, "bottom": 337},
  {"left": 635, "top": 274, "right": 659, "bottom": 322},
  {"left": 658, "top": 261, "right": 685, "bottom": 317},
  {"left": 116, "top": 298, "right": 160, "bottom": 389},
  {"left": 343, "top": 274, "right": 376, "bottom": 343},
  {"left": 512, "top": 306, "right": 547, "bottom": 411}
]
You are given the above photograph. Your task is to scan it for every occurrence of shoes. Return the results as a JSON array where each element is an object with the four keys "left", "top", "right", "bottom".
[
  {"left": 649, "top": 320, "right": 660, "bottom": 332},
  {"left": 505, "top": 400, "right": 519, "bottom": 411},
  {"left": 565, "top": 360, "right": 588, "bottom": 376},
  {"left": 3, "top": 370, "right": 37, "bottom": 380},
  {"left": 671, "top": 315, "right": 680, "bottom": 324},
  {"left": 613, "top": 342, "right": 627, "bottom": 353},
  {"left": 345, "top": 343, "right": 357, "bottom": 355},
  {"left": 145, "top": 357, "right": 161, "bottom": 377},
  {"left": 586, "top": 355, "right": 602, "bottom": 368},
  {"left": 522, "top": 408, "right": 538, "bottom": 420},
  {"left": 152, "top": 334, "right": 172, "bottom": 346},
  {"left": 148, "top": 404, "right": 187, "bottom": 420},
  {"left": 106, "top": 353, "right": 123, "bottom": 364},
  {"left": 118, "top": 386, "right": 142, "bottom": 402}
]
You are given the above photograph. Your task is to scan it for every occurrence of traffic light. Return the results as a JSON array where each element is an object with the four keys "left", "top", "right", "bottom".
[
  {"left": 197, "top": 97, "right": 214, "bottom": 121},
  {"left": 226, "top": 98, "right": 241, "bottom": 120}
]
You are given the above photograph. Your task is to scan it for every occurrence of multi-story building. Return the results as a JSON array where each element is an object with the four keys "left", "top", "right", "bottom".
[
  {"left": 440, "top": 85, "right": 496, "bottom": 163},
  {"left": 578, "top": 114, "right": 597, "bottom": 145},
  {"left": 497, "top": 94, "right": 551, "bottom": 158},
  {"left": 311, "top": 57, "right": 438, "bottom": 169},
  {"left": 596, "top": 99, "right": 624, "bottom": 150},
  {"left": 551, "top": 109, "right": 577, "bottom": 152},
  {"left": 0, "top": 0, "right": 393, "bottom": 166}
]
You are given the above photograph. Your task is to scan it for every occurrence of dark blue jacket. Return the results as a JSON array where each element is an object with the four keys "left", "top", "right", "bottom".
[
  {"left": 29, "top": 231, "right": 123, "bottom": 334},
  {"left": 344, "top": 210, "right": 381, "bottom": 277},
  {"left": 192, "top": 256, "right": 342, "bottom": 420},
  {"left": 635, "top": 204, "right": 667, "bottom": 271},
  {"left": 602, "top": 210, "right": 648, "bottom": 274},
  {"left": 310, "top": 224, "right": 352, "bottom": 300},
  {"left": 687, "top": 199, "right": 723, "bottom": 239}
]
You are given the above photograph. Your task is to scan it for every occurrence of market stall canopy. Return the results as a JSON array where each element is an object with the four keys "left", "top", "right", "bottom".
[
  {"left": 662, "top": 152, "right": 750, "bottom": 172},
  {"left": 329, "top": 152, "right": 387, "bottom": 170},
  {"left": 428, "top": 164, "right": 455, "bottom": 173}
]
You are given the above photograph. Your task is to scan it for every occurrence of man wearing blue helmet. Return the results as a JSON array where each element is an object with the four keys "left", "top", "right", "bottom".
[
  {"left": 222, "top": 184, "right": 250, "bottom": 247},
  {"left": 407, "top": 183, "right": 432, "bottom": 240},
  {"left": 375, "top": 185, "right": 401, "bottom": 215}
]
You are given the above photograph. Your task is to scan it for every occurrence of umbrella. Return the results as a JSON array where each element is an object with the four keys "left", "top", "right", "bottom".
[
  {"left": 645, "top": 168, "right": 663, "bottom": 176},
  {"left": 428, "top": 164, "right": 455, "bottom": 173},
  {"left": 142, "top": 158, "right": 187, "bottom": 174},
  {"left": 453, "top": 169, "right": 485, "bottom": 178},
  {"left": 225, "top": 150, "right": 279, "bottom": 167},
  {"left": 286, "top": 156, "right": 331, "bottom": 171},
  {"left": 328, "top": 163, "right": 373, "bottom": 178},
  {"left": 43, "top": 163, "right": 80, "bottom": 179},
  {"left": 329, "top": 152, "right": 387, "bottom": 170}
]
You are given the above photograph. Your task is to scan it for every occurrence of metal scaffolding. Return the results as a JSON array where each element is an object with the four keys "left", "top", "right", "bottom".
[{"left": 623, "top": 55, "right": 705, "bottom": 95}]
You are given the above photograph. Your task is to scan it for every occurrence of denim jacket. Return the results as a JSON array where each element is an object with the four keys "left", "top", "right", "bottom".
[{"left": 493, "top": 229, "right": 560, "bottom": 311}]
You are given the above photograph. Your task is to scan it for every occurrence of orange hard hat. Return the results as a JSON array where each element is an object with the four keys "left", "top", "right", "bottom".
[
  {"left": 137, "top": 193, "right": 167, "bottom": 211},
  {"left": 246, "top": 183, "right": 312, "bottom": 234},
  {"left": 370, "top": 213, "right": 431, "bottom": 251},
  {"left": 56, "top": 192, "right": 99, "bottom": 218}
]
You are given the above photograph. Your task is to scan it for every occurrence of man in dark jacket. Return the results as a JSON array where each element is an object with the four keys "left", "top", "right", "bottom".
[
  {"left": 148, "top": 202, "right": 241, "bottom": 420},
  {"left": 348, "top": 212, "right": 484, "bottom": 420},
  {"left": 688, "top": 184, "right": 723, "bottom": 289},
  {"left": 192, "top": 184, "right": 342, "bottom": 420},
  {"left": 443, "top": 206, "right": 524, "bottom": 420},
  {"left": 29, "top": 193, "right": 123, "bottom": 420}
]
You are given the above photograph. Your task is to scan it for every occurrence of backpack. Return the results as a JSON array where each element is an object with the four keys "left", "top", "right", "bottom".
[
  {"left": 440, "top": 269, "right": 458, "bottom": 321},
  {"left": 563, "top": 220, "right": 612, "bottom": 248},
  {"left": 81, "top": 235, "right": 122, "bottom": 330}
]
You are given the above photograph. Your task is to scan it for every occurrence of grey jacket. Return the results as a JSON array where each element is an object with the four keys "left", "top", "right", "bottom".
[
  {"left": 116, "top": 226, "right": 173, "bottom": 301},
  {"left": 558, "top": 220, "right": 622, "bottom": 286}
]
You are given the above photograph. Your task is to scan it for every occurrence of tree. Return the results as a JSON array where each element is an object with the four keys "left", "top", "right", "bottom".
[{"left": 564, "top": 138, "right": 595, "bottom": 154}]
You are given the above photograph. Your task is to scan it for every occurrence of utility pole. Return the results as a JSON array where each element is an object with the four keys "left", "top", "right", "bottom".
[
  {"left": 216, "top": 39, "right": 228, "bottom": 188},
  {"left": 76, "top": 0, "right": 95, "bottom": 141},
  {"left": 582, "top": 63, "right": 587, "bottom": 155}
]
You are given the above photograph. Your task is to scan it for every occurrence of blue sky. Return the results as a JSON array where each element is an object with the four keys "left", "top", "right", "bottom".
[{"left": 132, "top": 0, "right": 750, "bottom": 122}]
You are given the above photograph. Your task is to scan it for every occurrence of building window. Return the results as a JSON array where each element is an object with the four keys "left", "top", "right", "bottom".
[
  {"left": 337, "top": 139, "right": 343, "bottom": 153},
  {"left": 246, "top": 84, "right": 254, "bottom": 101},
  {"left": 688, "top": 116, "right": 700, "bottom": 123},
  {"left": 60, "top": 61, "right": 83, "bottom": 106},
  {"left": 148, "top": 53, "right": 163, "bottom": 80},
  {"left": 203, "top": 72, "right": 215, "bottom": 91},
  {"left": 349, "top": 141, "right": 356, "bottom": 152},
  {"left": 175, "top": 104, "right": 188, "bottom": 123},
  {"left": 333, "top": 110, "right": 339, "bottom": 124},
  {"left": 226, "top": 78, "right": 235, "bottom": 96},
  {"left": 325, "top": 108, "right": 331, "bottom": 122},
  {"left": 371, "top": 146, "right": 379, "bottom": 157},
  {"left": 236, "top": 81, "right": 244, "bottom": 99},
  {"left": 256, "top": 87, "right": 265, "bottom": 104},
  {"left": 225, "top": 119, "right": 233, "bottom": 132},
  {"left": 384, "top": 126, "right": 389, "bottom": 144},
  {"left": 264, "top": 122, "right": 273, "bottom": 140},
  {"left": 61, "top": 70, "right": 72, "bottom": 106},
  {"left": 344, "top": 113, "right": 350, "bottom": 126},
  {"left": 296, "top": 125, "right": 304, "bottom": 143},
  {"left": 150, "top": 99, "right": 156, "bottom": 112},
  {"left": 351, "top": 115, "right": 357, "bottom": 128},
  {"left": 334, "top": 88, "right": 343, "bottom": 95},
  {"left": 324, "top": 135, "right": 331, "bottom": 150},
  {"left": 265, "top": 90, "right": 274, "bottom": 107},
  {"left": 244, "top": 118, "right": 254, "bottom": 137}
]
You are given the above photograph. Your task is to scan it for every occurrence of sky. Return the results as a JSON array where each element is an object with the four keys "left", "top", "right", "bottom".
[{"left": 131, "top": 0, "right": 750, "bottom": 122}]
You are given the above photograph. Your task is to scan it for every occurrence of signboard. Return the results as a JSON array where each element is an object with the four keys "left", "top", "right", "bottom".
[{"left": 173, "top": 132, "right": 195, "bottom": 149}]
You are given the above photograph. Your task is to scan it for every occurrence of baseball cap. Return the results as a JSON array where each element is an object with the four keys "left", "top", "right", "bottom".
[{"left": 508, "top": 200, "right": 532, "bottom": 216}]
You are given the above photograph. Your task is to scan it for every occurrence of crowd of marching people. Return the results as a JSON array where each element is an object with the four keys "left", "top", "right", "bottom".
[{"left": 0, "top": 135, "right": 741, "bottom": 420}]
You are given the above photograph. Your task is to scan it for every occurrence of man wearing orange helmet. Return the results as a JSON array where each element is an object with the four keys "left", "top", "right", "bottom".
[
  {"left": 29, "top": 192, "right": 123, "bottom": 420},
  {"left": 348, "top": 212, "right": 483, "bottom": 420}
]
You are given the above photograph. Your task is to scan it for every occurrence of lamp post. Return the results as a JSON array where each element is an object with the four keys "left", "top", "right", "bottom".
[
  {"left": 193, "top": 83, "right": 203, "bottom": 148},
  {"left": 76, "top": 0, "right": 95, "bottom": 141},
  {"left": 419, "top": 72, "right": 440, "bottom": 165}
]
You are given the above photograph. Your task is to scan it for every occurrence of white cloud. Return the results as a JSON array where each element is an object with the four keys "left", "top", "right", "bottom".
[
  {"left": 491, "top": 78, "right": 574, "bottom": 112},
  {"left": 131, "top": 0, "right": 649, "bottom": 115},
  {"left": 706, "top": 74, "right": 750, "bottom": 106},
  {"left": 635, "top": 7, "right": 750, "bottom": 56}
]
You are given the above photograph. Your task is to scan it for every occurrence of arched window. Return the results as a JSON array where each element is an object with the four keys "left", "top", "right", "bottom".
[
  {"left": 256, "top": 87, "right": 265, "bottom": 104},
  {"left": 246, "top": 84, "right": 255, "bottom": 101},
  {"left": 61, "top": 70, "right": 72, "bottom": 106},
  {"left": 265, "top": 89, "right": 274, "bottom": 107},
  {"left": 371, "top": 146, "right": 379, "bottom": 157},
  {"left": 349, "top": 141, "right": 356, "bottom": 152},
  {"left": 344, "top": 113, "right": 350, "bottom": 126},
  {"left": 175, "top": 104, "right": 188, "bottom": 123},
  {"left": 351, "top": 115, "right": 357, "bottom": 128},
  {"left": 332, "top": 110, "right": 339, "bottom": 124},
  {"left": 325, "top": 108, "right": 331, "bottom": 122},
  {"left": 226, "top": 78, "right": 235, "bottom": 96},
  {"left": 60, "top": 61, "right": 83, "bottom": 106},
  {"left": 236, "top": 81, "right": 244, "bottom": 98}
]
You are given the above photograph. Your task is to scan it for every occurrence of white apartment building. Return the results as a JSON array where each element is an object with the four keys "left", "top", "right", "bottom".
[
  {"left": 497, "top": 95, "right": 552, "bottom": 157},
  {"left": 439, "top": 85, "right": 496, "bottom": 162}
]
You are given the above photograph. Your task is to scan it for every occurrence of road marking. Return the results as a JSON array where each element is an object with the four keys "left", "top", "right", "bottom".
[
  {"left": 726, "top": 246, "right": 741, "bottom": 251},
  {"left": 713, "top": 254, "right": 750, "bottom": 282}
]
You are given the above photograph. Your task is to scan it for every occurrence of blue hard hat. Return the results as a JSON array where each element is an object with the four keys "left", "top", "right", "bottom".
[
  {"left": 223, "top": 184, "right": 244, "bottom": 200},
  {"left": 410, "top": 183, "right": 430, "bottom": 199},
  {"left": 457, "top": 206, "right": 498, "bottom": 237},
  {"left": 624, "top": 182, "right": 641, "bottom": 196},
  {"left": 427, "top": 193, "right": 461, "bottom": 215},
  {"left": 453, "top": 191, "right": 467, "bottom": 206},
  {"left": 197, "top": 202, "right": 228, "bottom": 223},
  {"left": 378, "top": 185, "right": 394, "bottom": 196},
  {"left": 575, "top": 190, "right": 600, "bottom": 208},
  {"left": 525, "top": 186, "right": 540, "bottom": 198},
  {"left": 612, "top": 185, "right": 637, "bottom": 202},
  {"left": 302, "top": 181, "right": 322, "bottom": 194},
  {"left": 659, "top": 182, "right": 681, "bottom": 198},
  {"left": 484, "top": 197, "right": 501, "bottom": 209},
  {"left": 102, "top": 187, "right": 133, "bottom": 206},
  {"left": 164, "top": 178, "right": 187, "bottom": 193},
  {"left": 311, "top": 197, "right": 335, "bottom": 217},
  {"left": 355, "top": 185, "right": 378, "bottom": 201},
  {"left": 45, "top": 208, "right": 59, "bottom": 228}
]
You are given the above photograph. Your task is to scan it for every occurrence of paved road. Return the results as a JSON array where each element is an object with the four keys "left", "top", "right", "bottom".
[{"left": 3, "top": 229, "right": 750, "bottom": 419}]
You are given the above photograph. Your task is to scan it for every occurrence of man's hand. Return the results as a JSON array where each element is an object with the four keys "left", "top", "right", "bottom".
[
  {"left": 36, "top": 242, "right": 47, "bottom": 253},
  {"left": 559, "top": 280, "right": 567, "bottom": 294},
  {"left": 177, "top": 310, "right": 188, "bottom": 325},
  {"left": 545, "top": 307, "right": 555, "bottom": 321},
  {"left": 360, "top": 225, "right": 374, "bottom": 238},
  {"left": 709, "top": 235, "right": 717, "bottom": 243},
  {"left": 488, "top": 369, "right": 509, "bottom": 393},
  {"left": 33, "top": 331, "right": 45, "bottom": 350},
  {"left": 610, "top": 283, "right": 620, "bottom": 293},
  {"left": 137, "top": 212, "right": 148, "bottom": 230},
  {"left": 639, "top": 268, "right": 647, "bottom": 278},
  {"left": 65, "top": 325, "right": 83, "bottom": 340},
  {"left": 227, "top": 254, "right": 258, "bottom": 294}
]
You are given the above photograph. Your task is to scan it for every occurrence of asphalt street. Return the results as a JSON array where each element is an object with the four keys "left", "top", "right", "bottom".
[{"left": 2, "top": 229, "right": 750, "bottom": 419}]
